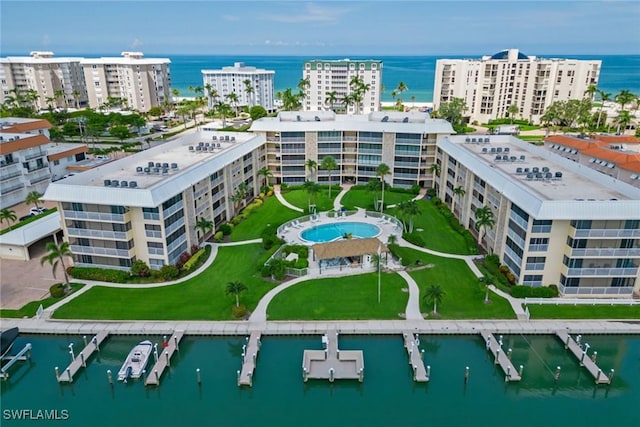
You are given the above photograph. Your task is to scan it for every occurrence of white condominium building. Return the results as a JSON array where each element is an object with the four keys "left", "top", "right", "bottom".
[
  {"left": 81, "top": 52, "right": 171, "bottom": 112},
  {"left": 202, "top": 62, "right": 276, "bottom": 112},
  {"left": 0, "top": 51, "right": 88, "bottom": 109},
  {"left": 434, "top": 135, "right": 640, "bottom": 296},
  {"left": 302, "top": 59, "right": 382, "bottom": 114},
  {"left": 44, "top": 127, "right": 265, "bottom": 270},
  {"left": 250, "top": 111, "right": 453, "bottom": 188},
  {"left": 433, "top": 49, "right": 601, "bottom": 124}
]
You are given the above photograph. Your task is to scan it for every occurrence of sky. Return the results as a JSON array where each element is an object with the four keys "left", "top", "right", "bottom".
[{"left": 1, "top": 0, "right": 639, "bottom": 56}]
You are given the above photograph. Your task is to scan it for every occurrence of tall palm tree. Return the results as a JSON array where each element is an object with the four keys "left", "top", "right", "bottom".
[
  {"left": 305, "top": 159, "right": 317, "bottom": 182},
  {"left": 424, "top": 284, "right": 445, "bottom": 315},
  {"left": 507, "top": 104, "right": 519, "bottom": 123},
  {"left": 596, "top": 91, "right": 611, "bottom": 130},
  {"left": 217, "top": 103, "right": 233, "bottom": 127},
  {"left": 0, "top": 208, "right": 17, "bottom": 227},
  {"left": 615, "top": 110, "right": 632, "bottom": 135},
  {"left": 584, "top": 84, "right": 598, "bottom": 101},
  {"left": 615, "top": 89, "right": 635, "bottom": 112},
  {"left": 452, "top": 186, "right": 466, "bottom": 212},
  {"left": 429, "top": 162, "right": 441, "bottom": 177},
  {"left": 375, "top": 163, "right": 390, "bottom": 212},
  {"left": 226, "top": 281, "right": 247, "bottom": 307},
  {"left": 474, "top": 205, "right": 496, "bottom": 248},
  {"left": 40, "top": 241, "right": 73, "bottom": 290},
  {"left": 302, "top": 180, "right": 320, "bottom": 213},
  {"left": 194, "top": 217, "right": 214, "bottom": 241},
  {"left": 324, "top": 91, "right": 338, "bottom": 112},
  {"left": 320, "top": 156, "right": 338, "bottom": 198},
  {"left": 226, "top": 93, "right": 240, "bottom": 116},
  {"left": 72, "top": 90, "right": 81, "bottom": 109},
  {"left": 243, "top": 79, "right": 254, "bottom": 107},
  {"left": 25, "top": 191, "right": 43, "bottom": 210},
  {"left": 394, "top": 82, "right": 408, "bottom": 110},
  {"left": 397, "top": 199, "right": 421, "bottom": 233},
  {"left": 257, "top": 166, "right": 273, "bottom": 193},
  {"left": 297, "top": 77, "right": 311, "bottom": 102},
  {"left": 366, "top": 178, "right": 382, "bottom": 208}
]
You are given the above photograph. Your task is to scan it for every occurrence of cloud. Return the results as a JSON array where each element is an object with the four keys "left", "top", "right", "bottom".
[
  {"left": 131, "top": 38, "right": 143, "bottom": 48},
  {"left": 222, "top": 14, "right": 240, "bottom": 21},
  {"left": 41, "top": 34, "right": 51, "bottom": 47},
  {"left": 263, "top": 39, "right": 328, "bottom": 47},
  {"left": 260, "top": 2, "right": 348, "bottom": 24}
]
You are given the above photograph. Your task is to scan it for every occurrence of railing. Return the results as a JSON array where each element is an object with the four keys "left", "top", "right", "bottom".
[
  {"left": 67, "top": 227, "right": 128, "bottom": 240},
  {"left": 145, "top": 229, "right": 163, "bottom": 239},
  {"left": 509, "top": 211, "right": 529, "bottom": 230},
  {"left": 148, "top": 247, "right": 165, "bottom": 256},
  {"left": 165, "top": 217, "right": 185, "bottom": 236},
  {"left": 167, "top": 234, "right": 187, "bottom": 254},
  {"left": 394, "top": 173, "right": 419, "bottom": 179},
  {"left": 528, "top": 244, "right": 549, "bottom": 252},
  {"left": 573, "top": 228, "right": 640, "bottom": 238},
  {"left": 281, "top": 170, "right": 305, "bottom": 176},
  {"left": 25, "top": 164, "right": 49, "bottom": 173},
  {"left": 70, "top": 245, "right": 131, "bottom": 258},
  {"left": 23, "top": 151, "right": 46, "bottom": 161},
  {"left": 0, "top": 171, "right": 22, "bottom": 181},
  {"left": 1, "top": 183, "right": 24, "bottom": 194},
  {"left": 394, "top": 161, "right": 420, "bottom": 168},
  {"left": 30, "top": 175, "right": 50, "bottom": 185},
  {"left": 570, "top": 247, "right": 640, "bottom": 257},
  {"left": 143, "top": 212, "right": 160, "bottom": 221},
  {"left": 524, "top": 263, "right": 545, "bottom": 271},
  {"left": 557, "top": 285, "right": 635, "bottom": 296},
  {"left": 162, "top": 200, "right": 184, "bottom": 218},
  {"left": 281, "top": 149, "right": 305, "bottom": 154},
  {"left": 503, "top": 246, "right": 523, "bottom": 266},
  {"left": 566, "top": 267, "right": 638, "bottom": 277},
  {"left": 64, "top": 210, "right": 126, "bottom": 223},
  {"left": 358, "top": 148, "right": 382, "bottom": 154},
  {"left": 194, "top": 186, "right": 209, "bottom": 199}
]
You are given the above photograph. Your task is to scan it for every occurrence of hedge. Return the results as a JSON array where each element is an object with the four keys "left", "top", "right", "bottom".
[
  {"left": 70, "top": 267, "right": 131, "bottom": 283},
  {"left": 183, "top": 248, "right": 205, "bottom": 270},
  {"left": 511, "top": 285, "right": 559, "bottom": 298}
]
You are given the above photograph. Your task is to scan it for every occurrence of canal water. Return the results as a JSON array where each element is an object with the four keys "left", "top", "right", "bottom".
[{"left": 1, "top": 334, "right": 639, "bottom": 426}]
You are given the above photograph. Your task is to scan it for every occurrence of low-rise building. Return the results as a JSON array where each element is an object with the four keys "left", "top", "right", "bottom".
[{"left": 434, "top": 134, "right": 640, "bottom": 296}]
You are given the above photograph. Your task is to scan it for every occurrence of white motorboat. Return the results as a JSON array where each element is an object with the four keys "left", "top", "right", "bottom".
[{"left": 117, "top": 340, "right": 153, "bottom": 382}]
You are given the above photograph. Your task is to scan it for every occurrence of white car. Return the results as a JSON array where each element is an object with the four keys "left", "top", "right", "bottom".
[{"left": 29, "top": 207, "right": 46, "bottom": 215}]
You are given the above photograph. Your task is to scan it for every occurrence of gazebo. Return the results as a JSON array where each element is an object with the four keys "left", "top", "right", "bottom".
[{"left": 311, "top": 238, "right": 390, "bottom": 274}]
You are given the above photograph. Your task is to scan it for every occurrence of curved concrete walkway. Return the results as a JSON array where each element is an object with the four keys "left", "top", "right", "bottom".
[
  {"left": 332, "top": 184, "right": 352, "bottom": 211},
  {"left": 398, "top": 270, "right": 424, "bottom": 320},
  {"left": 273, "top": 185, "right": 304, "bottom": 212}
]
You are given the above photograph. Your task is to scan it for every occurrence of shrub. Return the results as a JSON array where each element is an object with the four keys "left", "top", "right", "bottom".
[
  {"left": 159, "top": 264, "right": 180, "bottom": 280},
  {"left": 511, "top": 285, "right": 559, "bottom": 298},
  {"left": 219, "top": 224, "right": 232, "bottom": 235},
  {"left": 432, "top": 197, "right": 442, "bottom": 206},
  {"left": 179, "top": 252, "right": 191, "bottom": 265},
  {"left": 130, "top": 260, "right": 151, "bottom": 277},
  {"left": 49, "top": 283, "right": 65, "bottom": 298},
  {"left": 426, "top": 188, "right": 437, "bottom": 198},
  {"left": 183, "top": 248, "right": 205, "bottom": 271},
  {"left": 404, "top": 232, "right": 425, "bottom": 247},
  {"left": 410, "top": 184, "right": 421, "bottom": 195},
  {"left": 261, "top": 264, "right": 272, "bottom": 277},
  {"left": 190, "top": 244, "right": 200, "bottom": 255},
  {"left": 506, "top": 272, "right": 516, "bottom": 284},
  {"left": 232, "top": 304, "right": 248, "bottom": 319},
  {"left": 231, "top": 216, "right": 243, "bottom": 226},
  {"left": 213, "top": 231, "right": 224, "bottom": 242},
  {"left": 280, "top": 182, "right": 289, "bottom": 191},
  {"left": 70, "top": 267, "right": 131, "bottom": 283},
  {"left": 499, "top": 265, "right": 510, "bottom": 274}
]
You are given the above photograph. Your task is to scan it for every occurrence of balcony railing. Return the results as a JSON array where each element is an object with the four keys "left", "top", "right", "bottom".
[
  {"left": 165, "top": 217, "right": 185, "bottom": 236},
  {"left": 162, "top": 200, "right": 184, "bottom": 218},
  {"left": 573, "top": 228, "right": 640, "bottom": 238},
  {"left": 0, "top": 171, "right": 22, "bottom": 181},
  {"left": 0, "top": 183, "right": 24, "bottom": 194},
  {"left": 143, "top": 212, "right": 160, "bottom": 221},
  {"left": 570, "top": 248, "right": 640, "bottom": 258},
  {"left": 566, "top": 267, "right": 638, "bottom": 277},
  {"left": 559, "top": 284, "right": 634, "bottom": 296},
  {"left": 148, "top": 247, "right": 164, "bottom": 256},
  {"left": 145, "top": 229, "right": 163, "bottom": 239},
  {"left": 70, "top": 245, "right": 131, "bottom": 258},
  {"left": 64, "top": 210, "right": 126, "bottom": 223},
  {"left": 67, "top": 227, "right": 128, "bottom": 240},
  {"left": 23, "top": 152, "right": 46, "bottom": 161}
]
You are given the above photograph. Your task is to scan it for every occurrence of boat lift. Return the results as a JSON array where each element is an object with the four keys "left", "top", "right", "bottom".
[{"left": 1, "top": 343, "right": 32, "bottom": 380}]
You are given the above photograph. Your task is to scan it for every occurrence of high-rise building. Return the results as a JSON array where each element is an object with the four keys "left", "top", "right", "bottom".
[
  {"left": 0, "top": 52, "right": 88, "bottom": 110},
  {"left": 81, "top": 52, "right": 171, "bottom": 112},
  {"left": 202, "top": 62, "right": 275, "bottom": 112},
  {"left": 433, "top": 49, "right": 601, "bottom": 124},
  {"left": 434, "top": 134, "right": 639, "bottom": 296},
  {"left": 302, "top": 59, "right": 382, "bottom": 114}
]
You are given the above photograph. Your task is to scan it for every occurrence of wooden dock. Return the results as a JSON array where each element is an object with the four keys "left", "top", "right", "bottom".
[
  {"left": 302, "top": 330, "right": 364, "bottom": 382},
  {"left": 237, "top": 331, "right": 262, "bottom": 387},
  {"left": 555, "top": 330, "right": 610, "bottom": 384},
  {"left": 144, "top": 331, "right": 185, "bottom": 386},
  {"left": 57, "top": 331, "right": 109, "bottom": 383},
  {"left": 402, "top": 331, "right": 429, "bottom": 382},
  {"left": 480, "top": 331, "right": 521, "bottom": 382}
]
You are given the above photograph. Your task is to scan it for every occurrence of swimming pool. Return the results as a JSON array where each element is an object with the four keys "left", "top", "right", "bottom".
[{"left": 300, "top": 222, "right": 381, "bottom": 243}]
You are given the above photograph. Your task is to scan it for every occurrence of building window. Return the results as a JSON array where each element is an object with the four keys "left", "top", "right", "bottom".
[{"left": 53, "top": 160, "right": 60, "bottom": 166}]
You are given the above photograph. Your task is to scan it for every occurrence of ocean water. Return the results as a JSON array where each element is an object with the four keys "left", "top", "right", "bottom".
[
  {"left": 165, "top": 54, "right": 640, "bottom": 102},
  {"left": 1, "top": 334, "right": 639, "bottom": 426}
]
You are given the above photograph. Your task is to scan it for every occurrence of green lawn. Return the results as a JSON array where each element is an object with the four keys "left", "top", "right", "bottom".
[
  {"left": 267, "top": 272, "right": 408, "bottom": 320},
  {"left": 281, "top": 188, "right": 338, "bottom": 213},
  {"left": 527, "top": 304, "right": 640, "bottom": 320},
  {"left": 0, "top": 283, "right": 85, "bottom": 318},
  {"left": 340, "top": 188, "right": 415, "bottom": 211},
  {"left": 393, "top": 246, "right": 515, "bottom": 319},
  {"left": 230, "top": 196, "right": 300, "bottom": 241},
  {"left": 53, "top": 245, "right": 275, "bottom": 320},
  {"left": 401, "top": 200, "right": 472, "bottom": 254}
]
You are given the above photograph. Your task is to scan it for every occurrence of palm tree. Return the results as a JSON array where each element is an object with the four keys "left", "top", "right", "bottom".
[
  {"left": 394, "top": 82, "right": 408, "bottom": 110},
  {"left": 507, "top": 104, "right": 519, "bottom": 123},
  {"left": 25, "top": 191, "right": 43, "bottom": 210},
  {"left": 320, "top": 156, "right": 338, "bottom": 198},
  {"left": 0, "top": 208, "right": 17, "bottom": 227},
  {"left": 366, "top": 178, "right": 382, "bottom": 208},
  {"left": 584, "top": 84, "right": 598, "bottom": 101},
  {"left": 72, "top": 90, "right": 81, "bottom": 109},
  {"left": 302, "top": 180, "right": 320, "bottom": 213},
  {"left": 479, "top": 276, "right": 492, "bottom": 304},
  {"left": 428, "top": 162, "right": 441, "bottom": 177},
  {"left": 596, "top": 91, "right": 611, "bottom": 130},
  {"left": 615, "top": 89, "right": 635, "bottom": 112},
  {"left": 375, "top": 163, "right": 390, "bottom": 212},
  {"left": 615, "top": 110, "right": 632, "bottom": 135},
  {"left": 452, "top": 186, "right": 466, "bottom": 213},
  {"left": 474, "top": 205, "right": 496, "bottom": 248},
  {"left": 424, "top": 284, "right": 445, "bottom": 315},
  {"left": 194, "top": 217, "right": 214, "bottom": 241},
  {"left": 243, "top": 79, "right": 255, "bottom": 107},
  {"left": 226, "top": 281, "right": 247, "bottom": 307},
  {"left": 217, "top": 103, "right": 233, "bottom": 127},
  {"left": 40, "top": 241, "right": 73, "bottom": 290},
  {"left": 257, "top": 167, "right": 273, "bottom": 193},
  {"left": 324, "top": 91, "right": 338, "bottom": 111},
  {"left": 297, "top": 77, "right": 311, "bottom": 102},
  {"left": 226, "top": 93, "right": 240, "bottom": 116},
  {"left": 397, "top": 199, "right": 421, "bottom": 233},
  {"left": 305, "top": 159, "right": 318, "bottom": 182}
]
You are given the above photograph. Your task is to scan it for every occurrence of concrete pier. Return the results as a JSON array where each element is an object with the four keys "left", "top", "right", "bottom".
[
  {"left": 238, "top": 331, "right": 262, "bottom": 387},
  {"left": 302, "top": 330, "right": 364, "bottom": 382},
  {"left": 57, "top": 331, "right": 108, "bottom": 383},
  {"left": 402, "top": 331, "right": 429, "bottom": 382},
  {"left": 480, "top": 331, "right": 521, "bottom": 382},
  {"left": 555, "top": 330, "right": 610, "bottom": 384},
  {"left": 144, "top": 330, "right": 184, "bottom": 386}
]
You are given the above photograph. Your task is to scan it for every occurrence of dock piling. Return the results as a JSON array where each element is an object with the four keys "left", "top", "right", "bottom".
[
  {"left": 426, "top": 365, "right": 431, "bottom": 379},
  {"left": 608, "top": 369, "right": 615, "bottom": 384},
  {"left": 464, "top": 366, "right": 469, "bottom": 384},
  {"left": 591, "top": 351, "right": 598, "bottom": 363},
  {"left": 55, "top": 366, "right": 59, "bottom": 379},
  {"left": 506, "top": 366, "right": 511, "bottom": 382},
  {"left": 83, "top": 335, "right": 88, "bottom": 347},
  {"left": 66, "top": 367, "right": 72, "bottom": 383},
  {"left": 80, "top": 353, "right": 85, "bottom": 368},
  {"left": 554, "top": 366, "right": 561, "bottom": 384},
  {"left": 196, "top": 368, "right": 201, "bottom": 385},
  {"left": 107, "top": 370, "right": 113, "bottom": 385},
  {"left": 495, "top": 348, "right": 501, "bottom": 365},
  {"left": 507, "top": 348, "right": 512, "bottom": 360},
  {"left": 519, "top": 365, "right": 524, "bottom": 377}
]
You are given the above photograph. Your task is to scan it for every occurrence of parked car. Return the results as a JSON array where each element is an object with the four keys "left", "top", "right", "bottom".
[
  {"left": 19, "top": 214, "right": 35, "bottom": 221},
  {"left": 29, "top": 207, "right": 46, "bottom": 215}
]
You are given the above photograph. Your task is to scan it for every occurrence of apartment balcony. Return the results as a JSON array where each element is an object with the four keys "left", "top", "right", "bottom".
[
  {"left": 281, "top": 149, "right": 305, "bottom": 154},
  {"left": 148, "top": 247, "right": 165, "bottom": 256},
  {"left": 145, "top": 230, "right": 163, "bottom": 239},
  {"left": 67, "top": 227, "right": 129, "bottom": 241},
  {"left": 143, "top": 212, "right": 160, "bottom": 221},
  {"left": 281, "top": 159, "right": 304, "bottom": 165},
  {"left": 167, "top": 235, "right": 187, "bottom": 254},
  {"left": 64, "top": 210, "right": 127, "bottom": 223},
  {"left": 281, "top": 170, "right": 305, "bottom": 176},
  {"left": 194, "top": 186, "right": 209, "bottom": 199},
  {"left": 559, "top": 284, "right": 634, "bottom": 296},
  {"left": 23, "top": 152, "right": 46, "bottom": 161},
  {"left": 165, "top": 217, "right": 185, "bottom": 236},
  {"left": 358, "top": 148, "right": 382, "bottom": 155},
  {"left": 162, "top": 200, "right": 184, "bottom": 218},
  {"left": 70, "top": 245, "right": 132, "bottom": 258},
  {"left": 566, "top": 267, "right": 638, "bottom": 277},
  {"left": 25, "top": 164, "right": 49, "bottom": 174},
  {"left": 0, "top": 183, "right": 25, "bottom": 194},
  {"left": 394, "top": 161, "right": 420, "bottom": 168},
  {"left": 1, "top": 171, "right": 23, "bottom": 181},
  {"left": 573, "top": 228, "right": 640, "bottom": 238},
  {"left": 570, "top": 248, "right": 640, "bottom": 258}
]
